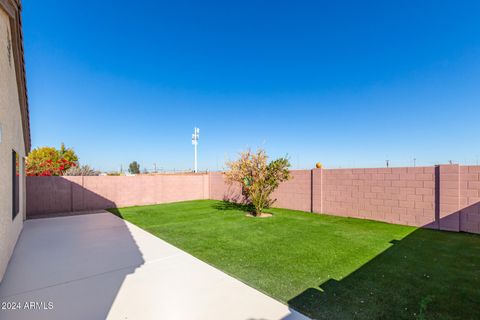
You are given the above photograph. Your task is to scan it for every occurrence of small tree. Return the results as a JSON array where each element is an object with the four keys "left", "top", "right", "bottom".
[
  {"left": 225, "top": 148, "right": 291, "bottom": 216},
  {"left": 128, "top": 161, "right": 140, "bottom": 174},
  {"left": 26, "top": 143, "right": 78, "bottom": 176}
]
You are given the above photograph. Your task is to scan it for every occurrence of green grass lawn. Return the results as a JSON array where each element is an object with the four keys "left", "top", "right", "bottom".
[{"left": 109, "top": 200, "right": 480, "bottom": 320}]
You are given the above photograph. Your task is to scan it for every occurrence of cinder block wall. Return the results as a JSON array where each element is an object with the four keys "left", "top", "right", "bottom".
[
  {"left": 27, "top": 166, "right": 480, "bottom": 233},
  {"left": 26, "top": 175, "right": 209, "bottom": 218},
  {"left": 209, "top": 170, "right": 314, "bottom": 212},
  {"left": 320, "top": 167, "right": 436, "bottom": 227},
  {"left": 271, "top": 170, "right": 312, "bottom": 212},
  {"left": 459, "top": 166, "right": 480, "bottom": 234},
  {"left": 209, "top": 165, "right": 480, "bottom": 234}
]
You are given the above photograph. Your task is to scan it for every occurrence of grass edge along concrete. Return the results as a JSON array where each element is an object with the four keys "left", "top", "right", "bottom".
[{"left": 109, "top": 199, "right": 480, "bottom": 320}]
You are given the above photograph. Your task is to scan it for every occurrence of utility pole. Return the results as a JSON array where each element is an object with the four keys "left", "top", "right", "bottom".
[
  {"left": 413, "top": 158, "right": 416, "bottom": 167},
  {"left": 192, "top": 127, "right": 200, "bottom": 173}
]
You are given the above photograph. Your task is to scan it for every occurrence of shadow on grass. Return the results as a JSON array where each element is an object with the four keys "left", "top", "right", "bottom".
[
  {"left": 212, "top": 200, "right": 253, "bottom": 212},
  {"left": 288, "top": 228, "right": 480, "bottom": 320}
]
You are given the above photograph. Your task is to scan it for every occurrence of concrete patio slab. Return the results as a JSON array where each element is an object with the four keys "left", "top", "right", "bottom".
[{"left": 0, "top": 212, "right": 308, "bottom": 320}]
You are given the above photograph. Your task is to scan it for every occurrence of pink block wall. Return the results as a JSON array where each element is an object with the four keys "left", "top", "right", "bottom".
[
  {"left": 459, "top": 166, "right": 480, "bottom": 234},
  {"left": 26, "top": 166, "right": 480, "bottom": 233},
  {"left": 208, "top": 166, "right": 480, "bottom": 234},
  {"left": 271, "top": 170, "right": 312, "bottom": 212},
  {"left": 321, "top": 167, "right": 436, "bottom": 227},
  {"left": 438, "top": 165, "right": 460, "bottom": 231},
  {"left": 209, "top": 170, "right": 312, "bottom": 211},
  {"left": 27, "top": 174, "right": 209, "bottom": 217},
  {"left": 209, "top": 172, "right": 245, "bottom": 203}
]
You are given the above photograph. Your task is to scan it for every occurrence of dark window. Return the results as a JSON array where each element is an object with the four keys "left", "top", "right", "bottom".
[{"left": 12, "top": 150, "right": 19, "bottom": 219}]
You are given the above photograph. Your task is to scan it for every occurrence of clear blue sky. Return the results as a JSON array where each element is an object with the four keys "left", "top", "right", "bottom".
[{"left": 23, "top": 1, "right": 480, "bottom": 172}]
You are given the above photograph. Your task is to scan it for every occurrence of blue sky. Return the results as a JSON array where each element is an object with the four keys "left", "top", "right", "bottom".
[{"left": 23, "top": 1, "right": 480, "bottom": 172}]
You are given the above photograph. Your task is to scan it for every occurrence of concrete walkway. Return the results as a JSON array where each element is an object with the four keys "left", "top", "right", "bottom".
[{"left": 0, "top": 212, "right": 308, "bottom": 320}]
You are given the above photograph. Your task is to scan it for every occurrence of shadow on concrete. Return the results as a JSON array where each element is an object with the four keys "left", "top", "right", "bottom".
[
  {"left": 0, "top": 209, "right": 144, "bottom": 320},
  {"left": 287, "top": 213, "right": 480, "bottom": 320},
  {"left": 247, "top": 311, "right": 306, "bottom": 320},
  {"left": 2, "top": 177, "right": 146, "bottom": 319},
  {"left": 18, "top": 185, "right": 305, "bottom": 320},
  {"left": 22, "top": 175, "right": 480, "bottom": 319}
]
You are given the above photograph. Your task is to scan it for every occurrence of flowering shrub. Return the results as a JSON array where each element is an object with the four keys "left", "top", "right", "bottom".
[
  {"left": 26, "top": 144, "right": 78, "bottom": 176},
  {"left": 225, "top": 148, "right": 291, "bottom": 215}
]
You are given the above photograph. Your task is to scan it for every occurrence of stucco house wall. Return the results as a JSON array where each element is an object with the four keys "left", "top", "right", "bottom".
[{"left": 0, "top": 1, "right": 29, "bottom": 283}]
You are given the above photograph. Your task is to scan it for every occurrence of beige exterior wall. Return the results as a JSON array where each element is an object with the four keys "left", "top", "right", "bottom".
[{"left": 0, "top": 7, "right": 25, "bottom": 282}]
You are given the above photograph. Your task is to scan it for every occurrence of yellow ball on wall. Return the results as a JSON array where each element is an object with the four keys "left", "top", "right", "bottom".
[{"left": 315, "top": 163, "right": 322, "bottom": 169}]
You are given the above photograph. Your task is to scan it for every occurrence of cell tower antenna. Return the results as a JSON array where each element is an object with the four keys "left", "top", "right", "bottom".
[{"left": 192, "top": 127, "right": 200, "bottom": 173}]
